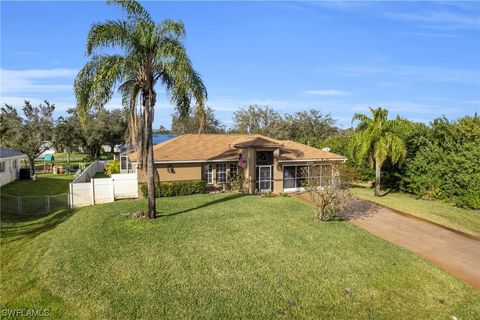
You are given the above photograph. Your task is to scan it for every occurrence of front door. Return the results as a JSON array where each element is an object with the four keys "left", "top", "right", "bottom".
[{"left": 258, "top": 165, "right": 272, "bottom": 192}]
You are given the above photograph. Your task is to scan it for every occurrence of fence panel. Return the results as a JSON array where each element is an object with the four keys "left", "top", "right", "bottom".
[
  {"left": 112, "top": 173, "right": 138, "bottom": 199},
  {"left": 93, "top": 178, "right": 114, "bottom": 204},
  {"left": 20, "top": 196, "right": 48, "bottom": 215},
  {"left": 1, "top": 193, "right": 18, "bottom": 215},
  {"left": 70, "top": 182, "right": 92, "bottom": 208},
  {"left": 1, "top": 193, "right": 69, "bottom": 215}
]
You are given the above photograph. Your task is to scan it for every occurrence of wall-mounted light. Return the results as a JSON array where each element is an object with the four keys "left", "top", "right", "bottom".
[{"left": 167, "top": 164, "right": 175, "bottom": 173}]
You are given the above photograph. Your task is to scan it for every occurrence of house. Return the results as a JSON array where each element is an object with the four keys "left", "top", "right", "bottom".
[
  {"left": 0, "top": 146, "right": 27, "bottom": 186},
  {"left": 119, "top": 134, "right": 175, "bottom": 173},
  {"left": 124, "top": 134, "right": 347, "bottom": 194}
]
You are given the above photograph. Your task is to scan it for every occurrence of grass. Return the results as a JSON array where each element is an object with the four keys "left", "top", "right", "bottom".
[
  {"left": 93, "top": 172, "right": 110, "bottom": 178},
  {"left": 0, "top": 174, "right": 74, "bottom": 196},
  {"left": 351, "top": 187, "right": 480, "bottom": 237},
  {"left": 1, "top": 193, "right": 479, "bottom": 319}
]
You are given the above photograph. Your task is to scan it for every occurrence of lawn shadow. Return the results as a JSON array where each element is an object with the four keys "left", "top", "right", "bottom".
[
  {"left": 339, "top": 198, "right": 380, "bottom": 220},
  {"left": 378, "top": 189, "right": 393, "bottom": 197},
  {"left": 1, "top": 208, "right": 77, "bottom": 244},
  {"left": 157, "top": 193, "right": 248, "bottom": 218}
]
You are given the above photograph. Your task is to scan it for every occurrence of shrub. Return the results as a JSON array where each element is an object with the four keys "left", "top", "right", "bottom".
[
  {"left": 105, "top": 160, "right": 120, "bottom": 176},
  {"left": 230, "top": 175, "right": 246, "bottom": 193},
  {"left": 141, "top": 180, "right": 206, "bottom": 198}
]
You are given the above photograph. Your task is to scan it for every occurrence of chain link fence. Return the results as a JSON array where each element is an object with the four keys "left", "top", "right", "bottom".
[{"left": 1, "top": 193, "right": 69, "bottom": 216}]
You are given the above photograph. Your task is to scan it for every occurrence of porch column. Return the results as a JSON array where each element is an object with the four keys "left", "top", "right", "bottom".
[
  {"left": 245, "top": 148, "right": 256, "bottom": 194},
  {"left": 273, "top": 148, "right": 283, "bottom": 193}
]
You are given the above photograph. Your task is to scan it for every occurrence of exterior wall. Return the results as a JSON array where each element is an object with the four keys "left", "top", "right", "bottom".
[
  {"left": 137, "top": 163, "right": 202, "bottom": 183},
  {"left": 0, "top": 156, "right": 26, "bottom": 187}
]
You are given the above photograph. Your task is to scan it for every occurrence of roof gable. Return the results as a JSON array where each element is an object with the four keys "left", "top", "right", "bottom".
[
  {"left": 0, "top": 146, "right": 26, "bottom": 159},
  {"left": 128, "top": 134, "right": 346, "bottom": 162}
]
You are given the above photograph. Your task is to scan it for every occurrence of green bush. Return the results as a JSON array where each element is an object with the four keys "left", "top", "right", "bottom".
[
  {"left": 141, "top": 180, "right": 206, "bottom": 198},
  {"left": 105, "top": 160, "right": 120, "bottom": 176}
]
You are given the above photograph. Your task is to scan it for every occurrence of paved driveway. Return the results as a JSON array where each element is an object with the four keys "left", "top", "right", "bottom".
[{"left": 294, "top": 194, "right": 480, "bottom": 289}]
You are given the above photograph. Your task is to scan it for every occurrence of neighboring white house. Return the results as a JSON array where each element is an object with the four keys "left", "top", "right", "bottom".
[{"left": 0, "top": 146, "right": 27, "bottom": 186}]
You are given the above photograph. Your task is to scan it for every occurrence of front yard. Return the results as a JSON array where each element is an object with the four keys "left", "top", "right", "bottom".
[
  {"left": 351, "top": 187, "right": 480, "bottom": 237},
  {"left": 1, "top": 193, "right": 479, "bottom": 319}
]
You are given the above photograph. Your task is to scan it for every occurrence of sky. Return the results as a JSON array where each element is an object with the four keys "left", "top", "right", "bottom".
[{"left": 1, "top": 0, "right": 479, "bottom": 129}]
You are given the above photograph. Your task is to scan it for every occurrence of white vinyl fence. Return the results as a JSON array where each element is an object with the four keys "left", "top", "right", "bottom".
[{"left": 69, "top": 161, "right": 138, "bottom": 208}]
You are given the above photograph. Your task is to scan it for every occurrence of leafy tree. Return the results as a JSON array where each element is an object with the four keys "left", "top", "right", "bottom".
[
  {"left": 284, "top": 110, "right": 338, "bottom": 144},
  {"left": 172, "top": 106, "right": 224, "bottom": 135},
  {"left": 153, "top": 125, "right": 171, "bottom": 134},
  {"left": 402, "top": 115, "right": 480, "bottom": 209},
  {"left": 75, "top": 0, "right": 207, "bottom": 218},
  {"left": 0, "top": 100, "right": 55, "bottom": 174},
  {"left": 350, "top": 107, "right": 407, "bottom": 196},
  {"left": 53, "top": 115, "right": 83, "bottom": 163},
  {"left": 232, "top": 105, "right": 286, "bottom": 139}
]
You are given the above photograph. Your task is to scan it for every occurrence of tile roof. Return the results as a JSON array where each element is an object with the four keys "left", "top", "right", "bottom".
[
  {"left": 129, "top": 134, "right": 347, "bottom": 162},
  {"left": 0, "top": 146, "right": 26, "bottom": 159}
]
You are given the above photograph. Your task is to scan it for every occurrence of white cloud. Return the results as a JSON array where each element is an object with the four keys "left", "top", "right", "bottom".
[
  {"left": 303, "top": 89, "right": 350, "bottom": 96},
  {"left": 338, "top": 65, "right": 480, "bottom": 84},
  {"left": 0, "top": 68, "right": 77, "bottom": 94},
  {"left": 385, "top": 10, "right": 480, "bottom": 30}
]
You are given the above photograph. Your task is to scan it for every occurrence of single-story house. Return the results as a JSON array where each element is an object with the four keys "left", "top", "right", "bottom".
[
  {"left": 123, "top": 134, "right": 347, "bottom": 194},
  {"left": 0, "top": 146, "right": 27, "bottom": 186}
]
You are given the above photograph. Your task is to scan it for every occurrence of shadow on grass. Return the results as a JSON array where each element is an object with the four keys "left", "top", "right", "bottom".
[
  {"left": 1, "top": 208, "right": 77, "bottom": 244},
  {"left": 157, "top": 193, "right": 248, "bottom": 218}
]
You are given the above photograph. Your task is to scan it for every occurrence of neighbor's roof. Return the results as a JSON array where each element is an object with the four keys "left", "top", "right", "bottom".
[
  {"left": 129, "top": 134, "right": 347, "bottom": 163},
  {"left": 0, "top": 146, "right": 26, "bottom": 159}
]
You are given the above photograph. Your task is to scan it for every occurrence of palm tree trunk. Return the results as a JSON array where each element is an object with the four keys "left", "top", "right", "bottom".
[
  {"left": 145, "top": 93, "right": 156, "bottom": 219},
  {"left": 375, "top": 161, "right": 381, "bottom": 197}
]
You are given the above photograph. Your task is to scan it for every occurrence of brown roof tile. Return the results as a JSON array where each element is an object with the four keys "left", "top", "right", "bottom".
[{"left": 128, "top": 134, "right": 346, "bottom": 162}]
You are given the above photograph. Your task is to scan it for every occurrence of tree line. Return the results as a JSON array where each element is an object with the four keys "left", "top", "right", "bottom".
[
  {"left": 165, "top": 104, "right": 480, "bottom": 210},
  {"left": 0, "top": 100, "right": 127, "bottom": 174}
]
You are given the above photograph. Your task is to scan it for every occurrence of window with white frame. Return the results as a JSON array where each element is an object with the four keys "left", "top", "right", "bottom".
[
  {"left": 229, "top": 163, "right": 238, "bottom": 180},
  {"left": 204, "top": 164, "right": 213, "bottom": 184},
  {"left": 216, "top": 163, "right": 227, "bottom": 183},
  {"left": 0, "top": 161, "right": 5, "bottom": 173}
]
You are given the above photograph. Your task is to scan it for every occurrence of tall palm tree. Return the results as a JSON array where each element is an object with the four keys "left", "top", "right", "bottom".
[
  {"left": 75, "top": 0, "right": 207, "bottom": 218},
  {"left": 351, "top": 107, "right": 406, "bottom": 196}
]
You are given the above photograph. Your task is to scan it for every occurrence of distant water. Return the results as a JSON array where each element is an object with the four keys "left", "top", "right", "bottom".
[{"left": 153, "top": 134, "right": 176, "bottom": 145}]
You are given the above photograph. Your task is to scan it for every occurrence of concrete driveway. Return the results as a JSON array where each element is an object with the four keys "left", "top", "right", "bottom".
[{"left": 294, "top": 194, "right": 480, "bottom": 289}]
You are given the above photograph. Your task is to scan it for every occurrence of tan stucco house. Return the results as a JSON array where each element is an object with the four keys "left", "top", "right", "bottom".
[{"left": 122, "top": 134, "right": 347, "bottom": 194}]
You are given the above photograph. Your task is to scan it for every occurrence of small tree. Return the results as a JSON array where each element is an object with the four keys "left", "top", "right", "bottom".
[
  {"left": 350, "top": 107, "right": 407, "bottom": 196},
  {"left": 171, "top": 106, "right": 224, "bottom": 135},
  {"left": 302, "top": 162, "right": 351, "bottom": 221},
  {"left": 53, "top": 116, "right": 83, "bottom": 163},
  {"left": 0, "top": 100, "right": 55, "bottom": 174}
]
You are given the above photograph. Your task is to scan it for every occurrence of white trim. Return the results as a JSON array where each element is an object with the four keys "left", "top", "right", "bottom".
[
  {"left": 283, "top": 187, "right": 305, "bottom": 193},
  {"left": 154, "top": 159, "right": 236, "bottom": 164},
  {"left": 278, "top": 158, "right": 347, "bottom": 163},
  {"left": 257, "top": 165, "right": 273, "bottom": 192}
]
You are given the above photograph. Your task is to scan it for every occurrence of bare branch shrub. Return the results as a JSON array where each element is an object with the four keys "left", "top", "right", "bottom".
[{"left": 302, "top": 162, "right": 352, "bottom": 221}]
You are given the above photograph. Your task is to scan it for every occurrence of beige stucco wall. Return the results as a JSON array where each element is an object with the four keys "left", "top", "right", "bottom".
[{"left": 138, "top": 163, "right": 202, "bottom": 183}]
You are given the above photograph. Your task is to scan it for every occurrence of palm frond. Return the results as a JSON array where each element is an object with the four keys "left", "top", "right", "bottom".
[
  {"left": 107, "top": 0, "right": 151, "bottom": 22},
  {"left": 86, "top": 20, "right": 134, "bottom": 55}
]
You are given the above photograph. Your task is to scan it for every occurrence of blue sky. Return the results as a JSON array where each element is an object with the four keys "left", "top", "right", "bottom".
[{"left": 1, "top": 1, "right": 479, "bottom": 129}]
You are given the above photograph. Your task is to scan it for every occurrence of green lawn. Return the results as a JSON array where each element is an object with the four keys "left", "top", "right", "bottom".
[
  {"left": 0, "top": 174, "right": 74, "bottom": 196},
  {"left": 351, "top": 187, "right": 480, "bottom": 238},
  {"left": 1, "top": 194, "right": 479, "bottom": 319}
]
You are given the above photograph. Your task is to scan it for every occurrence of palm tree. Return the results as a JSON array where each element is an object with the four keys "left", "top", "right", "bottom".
[
  {"left": 351, "top": 107, "right": 406, "bottom": 196},
  {"left": 75, "top": 0, "right": 207, "bottom": 218}
]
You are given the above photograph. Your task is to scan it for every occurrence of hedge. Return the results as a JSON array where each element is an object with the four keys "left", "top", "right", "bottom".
[{"left": 141, "top": 180, "right": 206, "bottom": 198}]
